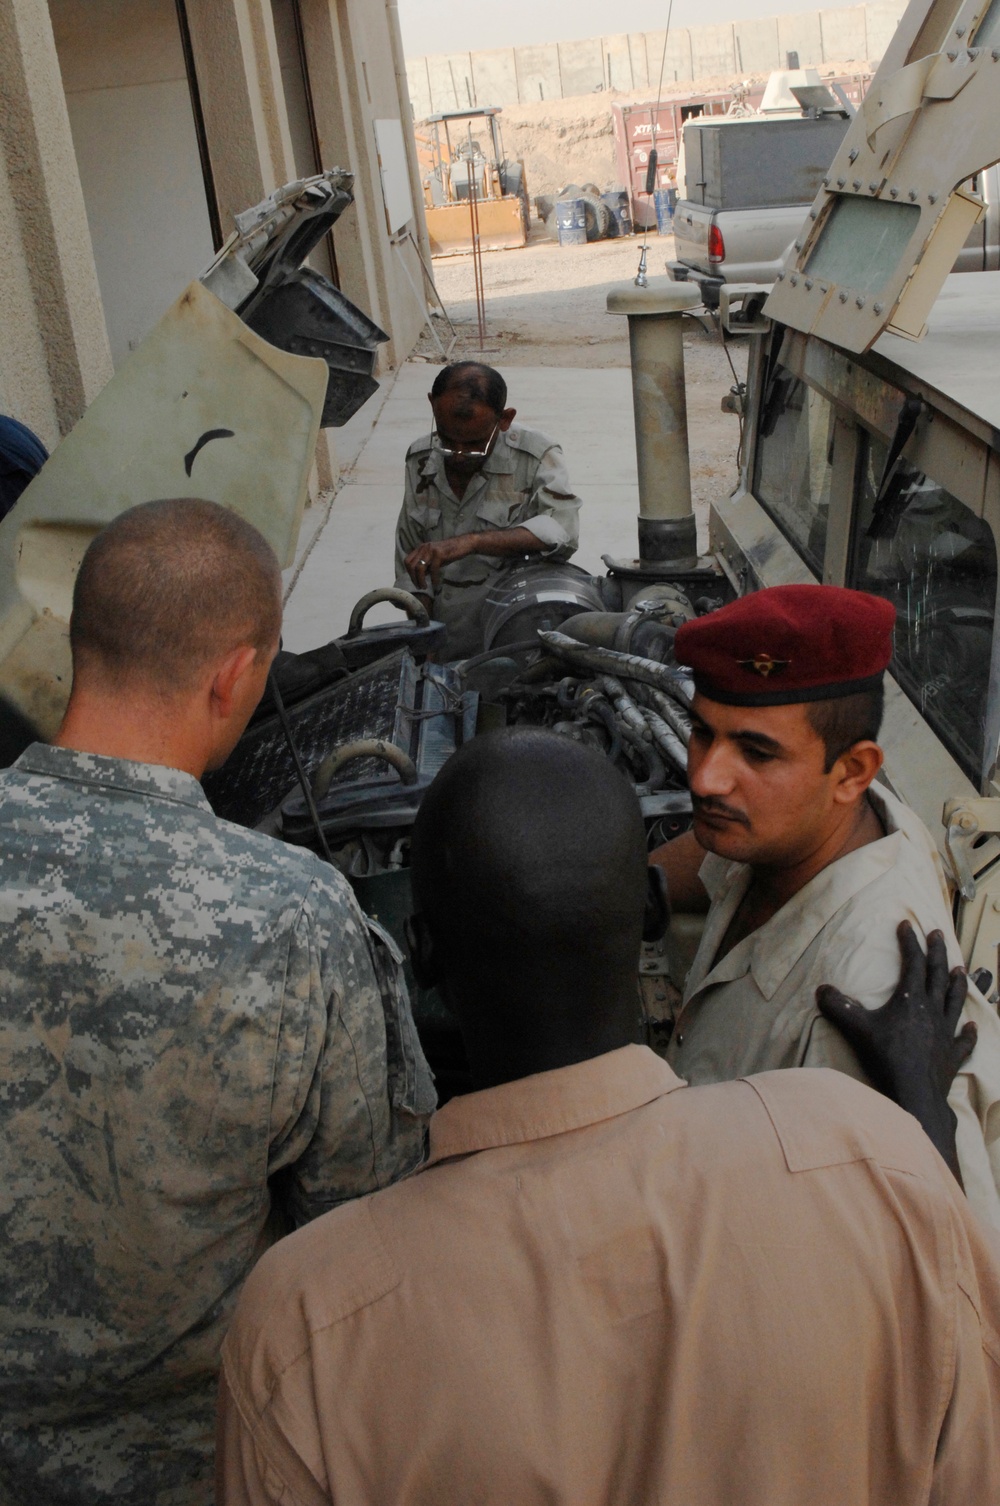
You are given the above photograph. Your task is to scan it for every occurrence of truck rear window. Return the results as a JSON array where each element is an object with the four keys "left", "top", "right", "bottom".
[
  {"left": 752, "top": 367, "right": 834, "bottom": 577},
  {"left": 850, "top": 436, "right": 997, "bottom": 784}
]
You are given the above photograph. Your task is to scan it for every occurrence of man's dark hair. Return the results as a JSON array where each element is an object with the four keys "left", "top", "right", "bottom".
[
  {"left": 807, "top": 684, "right": 885, "bottom": 772},
  {"left": 70, "top": 498, "right": 282, "bottom": 693},
  {"left": 430, "top": 362, "right": 507, "bottom": 414},
  {"left": 411, "top": 727, "right": 647, "bottom": 1009}
]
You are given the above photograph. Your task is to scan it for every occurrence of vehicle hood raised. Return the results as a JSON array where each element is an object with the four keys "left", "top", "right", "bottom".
[{"left": 0, "top": 171, "right": 386, "bottom": 736}]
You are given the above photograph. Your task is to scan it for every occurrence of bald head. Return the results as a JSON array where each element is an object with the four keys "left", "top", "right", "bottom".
[
  {"left": 410, "top": 729, "right": 647, "bottom": 1085},
  {"left": 70, "top": 498, "right": 282, "bottom": 695}
]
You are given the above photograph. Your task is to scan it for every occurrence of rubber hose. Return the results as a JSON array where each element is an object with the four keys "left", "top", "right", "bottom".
[
  {"left": 641, "top": 706, "right": 688, "bottom": 773},
  {"left": 615, "top": 718, "right": 666, "bottom": 794},
  {"left": 639, "top": 686, "right": 692, "bottom": 746},
  {"left": 312, "top": 738, "right": 418, "bottom": 802},
  {"left": 598, "top": 675, "right": 651, "bottom": 743},
  {"left": 581, "top": 696, "right": 622, "bottom": 764},
  {"left": 347, "top": 587, "right": 430, "bottom": 635},
  {"left": 537, "top": 631, "right": 694, "bottom": 704}
]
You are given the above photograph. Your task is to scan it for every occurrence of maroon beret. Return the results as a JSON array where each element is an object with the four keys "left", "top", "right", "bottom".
[{"left": 674, "top": 584, "right": 896, "bottom": 706}]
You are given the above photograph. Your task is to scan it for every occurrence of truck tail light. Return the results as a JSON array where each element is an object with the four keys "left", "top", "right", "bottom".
[{"left": 708, "top": 224, "right": 725, "bottom": 263}]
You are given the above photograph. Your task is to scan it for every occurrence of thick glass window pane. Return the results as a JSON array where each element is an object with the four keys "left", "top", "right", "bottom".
[
  {"left": 806, "top": 196, "right": 921, "bottom": 294},
  {"left": 851, "top": 436, "right": 997, "bottom": 781},
  {"left": 752, "top": 369, "right": 834, "bottom": 575}
]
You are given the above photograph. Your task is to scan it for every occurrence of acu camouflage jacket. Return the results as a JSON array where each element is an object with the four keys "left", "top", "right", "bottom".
[{"left": 0, "top": 745, "right": 434, "bottom": 1506}]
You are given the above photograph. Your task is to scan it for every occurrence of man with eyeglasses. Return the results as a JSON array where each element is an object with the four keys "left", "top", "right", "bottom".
[{"left": 393, "top": 362, "right": 581, "bottom": 659}]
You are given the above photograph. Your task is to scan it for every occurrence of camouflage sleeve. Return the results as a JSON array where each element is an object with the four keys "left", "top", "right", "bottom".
[
  {"left": 267, "top": 874, "right": 435, "bottom": 1225},
  {"left": 519, "top": 443, "right": 580, "bottom": 561}
]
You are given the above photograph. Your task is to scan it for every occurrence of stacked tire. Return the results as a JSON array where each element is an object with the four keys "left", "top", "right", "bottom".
[{"left": 542, "top": 183, "right": 611, "bottom": 243}]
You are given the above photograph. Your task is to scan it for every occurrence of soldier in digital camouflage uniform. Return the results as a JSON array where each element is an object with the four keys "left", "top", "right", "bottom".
[
  {"left": 394, "top": 361, "right": 581, "bottom": 659},
  {"left": 0, "top": 499, "right": 435, "bottom": 1506}
]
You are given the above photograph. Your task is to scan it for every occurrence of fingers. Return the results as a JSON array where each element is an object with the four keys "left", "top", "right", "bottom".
[
  {"left": 925, "top": 929, "right": 950, "bottom": 1012},
  {"left": 954, "top": 1020, "right": 978, "bottom": 1071},
  {"left": 816, "top": 984, "right": 870, "bottom": 1039},
  {"left": 896, "top": 920, "right": 926, "bottom": 999},
  {"left": 405, "top": 550, "right": 428, "bottom": 592},
  {"left": 944, "top": 965, "right": 969, "bottom": 1031}
]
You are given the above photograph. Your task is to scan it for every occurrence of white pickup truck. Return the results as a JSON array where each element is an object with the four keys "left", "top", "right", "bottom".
[{"left": 669, "top": 113, "right": 1000, "bottom": 306}]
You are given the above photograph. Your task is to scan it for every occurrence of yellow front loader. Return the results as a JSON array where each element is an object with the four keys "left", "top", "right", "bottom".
[{"left": 417, "top": 107, "right": 529, "bottom": 257}]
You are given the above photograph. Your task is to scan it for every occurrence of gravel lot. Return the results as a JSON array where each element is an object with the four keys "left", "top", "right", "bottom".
[{"left": 412, "top": 223, "right": 748, "bottom": 521}]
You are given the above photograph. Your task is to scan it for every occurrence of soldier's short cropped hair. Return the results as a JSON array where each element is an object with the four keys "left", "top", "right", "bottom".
[
  {"left": 430, "top": 362, "right": 507, "bottom": 414},
  {"left": 807, "top": 684, "right": 885, "bottom": 773},
  {"left": 70, "top": 498, "right": 282, "bottom": 693}
]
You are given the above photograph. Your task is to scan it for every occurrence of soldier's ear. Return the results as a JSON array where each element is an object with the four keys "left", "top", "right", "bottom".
[
  {"left": 405, "top": 913, "right": 438, "bottom": 988},
  {"left": 499, "top": 407, "right": 516, "bottom": 432}
]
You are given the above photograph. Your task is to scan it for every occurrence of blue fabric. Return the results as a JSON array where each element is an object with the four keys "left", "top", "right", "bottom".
[{"left": 0, "top": 415, "right": 48, "bottom": 521}]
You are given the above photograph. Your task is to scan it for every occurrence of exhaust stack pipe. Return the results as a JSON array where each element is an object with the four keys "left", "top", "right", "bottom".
[{"left": 606, "top": 280, "right": 700, "bottom": 570}]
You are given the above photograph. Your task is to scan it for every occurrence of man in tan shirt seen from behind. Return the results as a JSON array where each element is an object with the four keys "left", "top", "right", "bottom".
[{"left": 218, "top": 728, "right": 1000, "bottom": 1506}]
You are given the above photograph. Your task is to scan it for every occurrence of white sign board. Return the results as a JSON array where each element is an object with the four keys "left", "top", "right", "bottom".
[{"left": 374, "top": 118, "right": 414, "bottom": 235}]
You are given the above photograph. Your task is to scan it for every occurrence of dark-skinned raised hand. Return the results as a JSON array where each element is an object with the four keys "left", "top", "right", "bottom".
[{"left": 816, "top": 921, "right": 977, "bottom": 1186}]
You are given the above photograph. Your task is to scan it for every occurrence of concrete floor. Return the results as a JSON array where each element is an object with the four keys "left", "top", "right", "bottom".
[{"left": 281, "top": 362, "right": 645, "bottom": 652}]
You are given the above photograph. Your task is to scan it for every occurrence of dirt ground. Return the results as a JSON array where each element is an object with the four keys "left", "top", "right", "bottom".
[{"left": 413, "top": 223, "right": 748, "bottom": 519}]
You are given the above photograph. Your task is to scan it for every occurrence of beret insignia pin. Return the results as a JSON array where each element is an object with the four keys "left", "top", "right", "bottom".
[{"left": 737, "top": 651, "right": 790, "bottom": 678}]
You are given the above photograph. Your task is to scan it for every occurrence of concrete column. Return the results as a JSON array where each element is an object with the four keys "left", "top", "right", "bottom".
[
  {"left": 182, "top": 0, "right": 296, "bottom": 233},
  {"left": 298, "top": 0, "right": 423, "bottom": 368},
  {"left": 297, "top": 0, "right": 391, "bottom": 342},
  {"left": 0, "top": 0, "right": 112, "bottom": 443}
]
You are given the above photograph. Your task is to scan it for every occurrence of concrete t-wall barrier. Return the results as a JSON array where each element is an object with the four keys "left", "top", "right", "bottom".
[{"left": 405, "top": 0, "right": 903, "bottom": 117}]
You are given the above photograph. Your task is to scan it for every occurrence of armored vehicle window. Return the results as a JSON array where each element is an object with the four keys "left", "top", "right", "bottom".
[
  {"left": 752, "top": 369, "right": 834, "bottom": 576},
  {"left": 806, "top": 197, "right": 920, "bottom": 295},
  {"left": 851, "top": 438, "right": 997, "bottom": 782}
]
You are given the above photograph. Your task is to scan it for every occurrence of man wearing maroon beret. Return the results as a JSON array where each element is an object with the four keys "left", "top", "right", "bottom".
[{"left": 651, "top": 583, "right": 1000, "bottom": 1227}]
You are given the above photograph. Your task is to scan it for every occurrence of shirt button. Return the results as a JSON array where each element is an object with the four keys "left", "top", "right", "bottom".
[{"left": 676, "top": 1033, "right": 684, "bottom": 1046}]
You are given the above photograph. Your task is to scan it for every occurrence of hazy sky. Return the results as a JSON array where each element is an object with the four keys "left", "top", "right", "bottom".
[{"left": 398, "top": 0, "right": 830, "bottom": 57}]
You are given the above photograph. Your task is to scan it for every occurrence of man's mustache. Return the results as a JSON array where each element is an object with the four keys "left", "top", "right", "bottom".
[{"left": 692, "top": 795, "right": 751, "bottom": 826}]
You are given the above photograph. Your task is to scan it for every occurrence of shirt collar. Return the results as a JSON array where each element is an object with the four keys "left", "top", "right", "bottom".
[
  {"left": 423, "top": 1044, "right": 685, "bottom": 1167},
  {"left": 14, "top": 742, "right": 213, "bottom": 813},
  {"left": 692, "top": 788, "right": 904, "bottom": 1002},
  {"left": 418, "top": 430, "right": 515, "bottom": 483}
]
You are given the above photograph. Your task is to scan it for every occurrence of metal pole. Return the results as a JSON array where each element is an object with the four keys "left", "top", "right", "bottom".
[
  {"left": 468, "top": 160, "right": 486, "bottom": 348},
  {"left": 606, "top": 280, "right": 700, "bottom": 566}
]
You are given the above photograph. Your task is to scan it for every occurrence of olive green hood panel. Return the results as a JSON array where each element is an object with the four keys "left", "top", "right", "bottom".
[{"left": 0, "top": 280, "right": 327, "bottom": 736}]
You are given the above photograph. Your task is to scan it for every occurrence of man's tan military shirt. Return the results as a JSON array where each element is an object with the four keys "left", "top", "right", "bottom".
[
  {"left": 218, "top": 1046, "right": 1000, "bottom": 1505},
  {"left": 393, "top": 425, "right": 581, "bottom": 657},
  {"left": 0, "top": 745, "right": 434, "bottom": 1506},
  {"left": 669, "top": 783, "right": 1000, "bottom": 1228}
]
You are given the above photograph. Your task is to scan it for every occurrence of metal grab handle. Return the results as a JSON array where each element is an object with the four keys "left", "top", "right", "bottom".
[
  {"left": 311, "top": 738, "right": 418, "bottom": 802},
  {"left": 347, "top": 588, "right": 430, "bottom": 637}
]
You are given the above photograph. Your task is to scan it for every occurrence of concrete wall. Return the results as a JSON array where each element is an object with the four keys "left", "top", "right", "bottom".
[
  {"left": 0, "top": 0, "right": 429, "bottom": 476},
  {"left": 0, "top": 0, "right": 112, "bottom": 446},
  {"left": 556, "top": 36, "right": 604, "bottom": 97},
  {"left": 405, "top": 0, "right": 905, "bottom": 116},
  {"left": 298, "top": 0, "right": 427, "bottom": 369},
  {"left": 51, "top": 0, "right": 216, "bottom": 369}
]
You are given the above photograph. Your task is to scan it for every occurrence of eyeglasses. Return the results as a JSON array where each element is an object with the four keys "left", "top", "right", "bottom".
[{"left": 431, "top": 421, "right": 500, "bottom": 460}]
